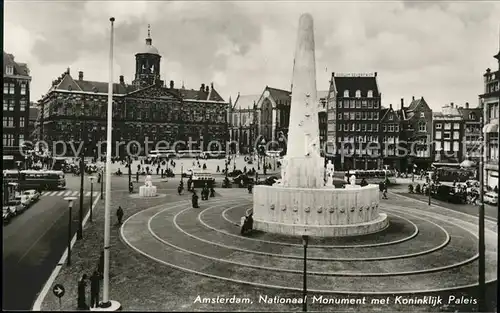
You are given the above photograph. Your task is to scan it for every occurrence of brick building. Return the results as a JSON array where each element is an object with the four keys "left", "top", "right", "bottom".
[
  {"left": 3, "top": 51, "right": 31, "bottom": 168},
  {"left": 398, "top": 96, "right": 433, "bottom": 171},
  {"left": 380, "top": 104, "right": 402, "bottom": 170},
  {"left": 327, "top": 72, "right": 382, "bottom": 170},
  {"left": 38, "top": 30, "right": 228, "bottom": 158},
  {"left": 458, "top": 102, "right": 483, "bottom": 163}
]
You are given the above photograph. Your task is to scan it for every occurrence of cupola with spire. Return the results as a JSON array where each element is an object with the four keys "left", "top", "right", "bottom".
[{"left": 132, "top": 24, "right": 163, "bottom": 87}]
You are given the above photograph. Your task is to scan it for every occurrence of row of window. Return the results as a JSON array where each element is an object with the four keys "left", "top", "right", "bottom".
[
  {"left": 3, "top": 82, "right": 27, "bottom": 95},
  {"left": 3, "top": 98, "right": 27, "bottom": 111},
  {"left": 337, "top": 99, "right": 380, "bottom": 109},
  {"left": 342, "top": 90, "right": 374, "bottom": 98},
  {"left": 3, "top": 134, "right": 24, "bottom": 146},
  {"left": 435, "top": 131, "right": 460, "bottom": 140},
  {"left": 3, "top": 116, "right": 25, "bottom": 127},
  {"left": 435, "top": 122, "right": 460, "bottom": 130},
  {"left": 338, "top": 111, "right": 380, "bottom": 121},
  {"left": 434, "top": 141, "right": 460, "bottom": 152},
  {"left": 382, "top": 124, "right": 400, "bottom": 132},
  {"left": 338, "top": 123, "right": 380, "bottom": 132},
  {"left": 337, "top": 136, "right": 380, "bottom": 143}
]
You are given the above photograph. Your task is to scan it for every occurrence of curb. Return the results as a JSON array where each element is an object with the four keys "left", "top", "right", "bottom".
[{"left": 32, "top": 193, "right": 102, "bottom": 311}]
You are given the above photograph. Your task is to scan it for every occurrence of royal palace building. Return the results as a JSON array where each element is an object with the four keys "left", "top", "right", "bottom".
[{"left": 37, "top": 29, "right": 229, "bottom": 158}]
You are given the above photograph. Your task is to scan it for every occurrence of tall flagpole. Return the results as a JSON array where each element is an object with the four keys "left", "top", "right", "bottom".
[{"left": 100, "top": 16, "right": 120, "bottom": 310}]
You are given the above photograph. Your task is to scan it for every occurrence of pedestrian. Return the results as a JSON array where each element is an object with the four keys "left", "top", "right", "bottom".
[
  {"left": 178, "top": 183, "right": 183, "bottom": 195},
  {"left": 192, "top": 190, "right": 199, "bottom": 208},
  {"left": 248, "top": 182, "right": 253, "bottom": 194},
  {"left": 210, "top": 187, "right": 215, "bottom": 198},
  {"left": 77, "top": 274, "right": 89, "bottom": 310},
  {"left": 90, "top": 271, "right": 100, "bottom": 308},
  {"left": 383, "top": 184, "right": 388, "bottom": 199},
  {"left": 116, "top": 206, "right": 124, "bottom": 225},
  {"left": 203, "top": 163, "right": 207, "bottom": 170},
  {"left": 216, "top": 165, "right": 220, "bottom": 173},
  {"left": 136, "top": 171, "right": 139, "bottom": 183}
]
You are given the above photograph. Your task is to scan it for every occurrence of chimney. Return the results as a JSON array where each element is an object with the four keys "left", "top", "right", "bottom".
[
  {"left": 210, "top": 82, "right": 214, "bottom": 90},
  {"left": 200, "top": 83, "right": 205, "bottom": 91},
  {"left": 450, "top": 102, "right": 454, "bottom": 108},
  {"left": 389, "top": 103, "right": 392, "bottom": 109},
  {"left": 170, "top": 80, "right": 174, "bottom": 89},
  {"left": 205, "top": 86, "right": 209, "bottom": 93},
  {"left": 412, "top": 96, "right": 415, "bottom": 101},
  {"left": 78, "top": 71, "right": 83, "bottom": 81},
  {"left": 465, "top": 102, "right": 469, "bottom": 109},
  {"left": 400, "top": 98, "right": 404, "bottom": 111},
  {"left": 374, "top": 72, "right": 377, "bottom": 77},
  {"left": 119, "top": 75, "right": 124, "bottom": 84}
]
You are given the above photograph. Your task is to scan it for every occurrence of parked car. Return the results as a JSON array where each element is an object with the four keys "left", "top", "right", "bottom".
[
  {"left": 3, "top": 206, "right": 15, "bottom": 224},
  {"left": 227, "top": 170, "right": 243, "bottom": 178},
  {"left": 233, "top": 174, "right": 254, "bottom": 187},
  {"left": 7, "top": 200, "right": 25, "bottom": 215},
  {"left": 484, "top": 192, "right": 498, "bottom": 206},
  {"left": 23, "top": 189, "right": 41, "bottom": 204}
]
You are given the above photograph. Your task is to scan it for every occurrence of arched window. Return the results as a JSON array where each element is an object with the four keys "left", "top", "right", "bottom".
[
  {"left": 367, "top": 90, "right": 373, "bottom": 97},
  {"left": 355, "top": 90, "right": 361, "bottom": 98},
  {"left": 343, "top": 90, "right": 349, "bottom": 97},
  {"left": 469, "top": 113, "right": 476, "bottom": 120}
]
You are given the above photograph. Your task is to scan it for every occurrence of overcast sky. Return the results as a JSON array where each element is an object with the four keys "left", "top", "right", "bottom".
[{"left": 4, "top": 1, "right": 500, "bottom": 111}]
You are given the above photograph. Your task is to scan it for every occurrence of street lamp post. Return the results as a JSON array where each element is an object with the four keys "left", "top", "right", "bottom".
[
  {"left": 259, "top": 138, "right": 267, "bottom": 175},
  {"left": 128, "top": 156, "right": 132, "bottom": 187},
  {"left": 460, "top": 131, "right": 486, "bottom": 312},
  {"left": 15, "top": 161, "right": 22, "bottom": 196},
  {"left": 64, "top": 196, "right": 77, "bottom": 266},
  {"left": 427, "top": 171, "right": 433, "bottom": 206},
  {"left": 77, "top": 155, "right": 85, "bottom": 240},
  {"left": 100, "top": 167, "right": 104, "bottom": 201},
  {"left": 89, "top": 176, "right": 96, "bottom": 223},
  {"left": 302, "top": 235, "right": 308, "bottom": 312}
]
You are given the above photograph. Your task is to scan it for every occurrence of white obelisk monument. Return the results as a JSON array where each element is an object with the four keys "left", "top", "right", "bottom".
[
  {"left": 252, "top": 13, "right": 388, "bottom": 237},
  {"left": 280, "top": 13, "right": 324, "bottom": 188}
]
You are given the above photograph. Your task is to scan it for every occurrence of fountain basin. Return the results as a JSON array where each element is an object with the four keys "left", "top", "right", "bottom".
[
  {"left": 139, "top": 185, "right": 158, "bottom": 197},
  {"left": 253, "top": 184, "right": 388, "bottom": 237}
]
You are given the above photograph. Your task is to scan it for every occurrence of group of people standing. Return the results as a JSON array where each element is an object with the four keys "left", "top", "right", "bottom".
[{"left": 77, "top": 252, "right": 105, "bottom": 309}]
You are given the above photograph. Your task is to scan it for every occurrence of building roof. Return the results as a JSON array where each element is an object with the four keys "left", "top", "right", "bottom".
[
  {"left": 266, "top": 86, "right": 291, "bottom": 101},
  {"left": 137, "top": 25, "right": 160, "bottom": 55},
  {"left": 233, "top": 94, "right": 260, "bottom": 110},
  {"left": 3, "top": 51, "right": 30, "bottom": 77},
  {"left": 458, "top": 107, "right": 482, "bottom": 121},
  {"left": 407, "top": 97, "right": 427, "bottom": 111},
  {"left": 48, "top": 69, "right": 225, "bottom": 102},
  {"left": 333, "top": 76, "right": 379, "bottom": 97}
]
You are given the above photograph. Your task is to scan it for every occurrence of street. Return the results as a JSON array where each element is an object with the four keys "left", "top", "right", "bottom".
[{"left": 2, "top": 176, "right": 95, "bottom": 311}]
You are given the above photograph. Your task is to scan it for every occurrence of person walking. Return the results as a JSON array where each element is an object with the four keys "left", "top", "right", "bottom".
[
  {"left": 89, "top": 271, "right": 100, "bottom": 308},
  {"left": 116, "top": 206, "right": 124, "bottom": 225},
  {"left": 77, "top": 274, "right": 89, "bottom": 310}
]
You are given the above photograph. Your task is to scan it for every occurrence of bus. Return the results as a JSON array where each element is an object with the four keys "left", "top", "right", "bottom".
[
  {"left": 200, "top": 151, "right": 226, "bottom": 159},
  {"left": 3, "top": 170, "right": 66, "bottom": 190},
  {"left": 148, "top": 150, "right": 177, "bottom": 159},
  {"left": 177, "top": 150, "right": 203, "bottom": 158}
]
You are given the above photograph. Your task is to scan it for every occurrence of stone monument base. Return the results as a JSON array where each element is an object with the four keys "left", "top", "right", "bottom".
[
  {"left": 254, "top": 213, "right": 388, "bottom": 237},
  {"left": 139, "top": 186, "right": 157, "bottom": 197},
  {"left": 253, "top": 184, "right": 389, "bottom": 237}
]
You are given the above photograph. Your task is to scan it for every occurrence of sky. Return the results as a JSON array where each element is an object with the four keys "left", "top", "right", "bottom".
[{"left": 4, "top": 0, "right": 500, "bottom": 111}]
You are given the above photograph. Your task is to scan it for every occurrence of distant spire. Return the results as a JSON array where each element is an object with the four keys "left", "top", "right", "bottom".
[
  {"left": 181, "top": 80, "right": 185, "bottom": 89},
  {"left": 148, "top": 24, "right": 151, "bottom": 38}
]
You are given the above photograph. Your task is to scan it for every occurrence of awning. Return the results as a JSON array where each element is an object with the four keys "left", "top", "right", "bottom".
[{"left": 483, "top": 122, "right": 499, "bottom": 133}]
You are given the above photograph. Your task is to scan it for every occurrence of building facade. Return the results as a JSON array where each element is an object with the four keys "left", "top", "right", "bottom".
[
  {"left": 480, "top": 47, "right": 500, "bottom": 188},
  {"left": 432, "top": 103, "right": 464, "bottom": 164},
  {"left": 38, "top": 31, "right": 229, "bottom": 158},
  {"left": 380, "top": 104, "right": 402, "bottom": 170},
  {"left": 458, "top": 102, "right": 483, "bottom": 163},
  {"left": 229, "top": 87, "right": 327, "bottom": 155},
  {"left": 399, "top": 96, "right": 433, "bottom": 171},
  {"left": 327, "top": 72, "right": 382, "bottom": 170},
  {"left": 3, "top": 51, "right": 31, "bottom": 167}
]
